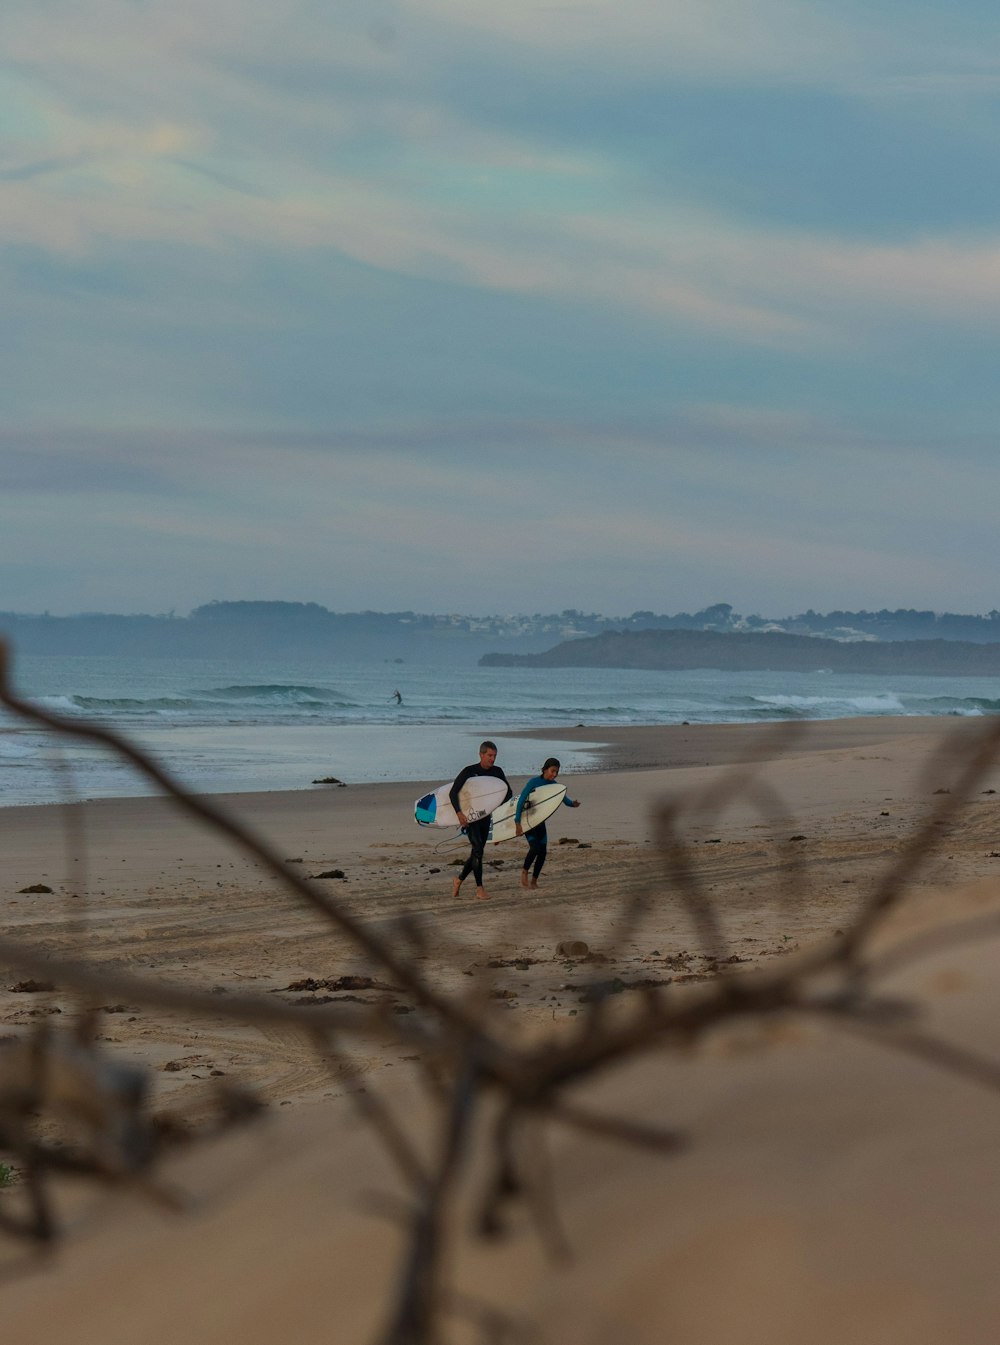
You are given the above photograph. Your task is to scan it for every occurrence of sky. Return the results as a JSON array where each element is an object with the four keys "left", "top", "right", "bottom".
[{"left": 4, "top": 0, "right": 1000, "bottom": 618}]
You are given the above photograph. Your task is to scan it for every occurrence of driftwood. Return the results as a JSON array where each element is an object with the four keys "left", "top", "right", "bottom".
[{"left": 1, "top": 638, "right": 1000, "bottom": 1343}]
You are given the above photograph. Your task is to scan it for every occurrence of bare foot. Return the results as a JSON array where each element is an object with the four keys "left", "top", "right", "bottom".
[
  {"left": 519, "top": 870, "right": 529, "bottom": 888},
  {"left": 476, "top": 887, "right": 491, "bottom": 901},
  {"left": 452, "top": 876, "right": 462, "bottom": 899},
  {"left": 528, "top": 879, "right": 538, "bottom": 889}
]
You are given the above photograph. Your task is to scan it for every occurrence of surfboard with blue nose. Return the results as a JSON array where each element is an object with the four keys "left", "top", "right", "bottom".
[{"left": 414, "top": 775, "right": 509, "bottom": 828}]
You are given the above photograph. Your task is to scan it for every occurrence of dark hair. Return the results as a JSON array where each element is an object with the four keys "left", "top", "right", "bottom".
[
  {"left": 542, "top": 757, "right": 560, "bottom": 772},
  {"left": 480, "top": 740, "right": 498, "bottom": 753}
]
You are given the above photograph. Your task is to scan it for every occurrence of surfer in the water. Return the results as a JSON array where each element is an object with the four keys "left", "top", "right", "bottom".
[
  {"left": 515, "top": 758, "right": 581, "bottom": 889},
  {"left": 450, "top": 740, "right": 512, "bottom": 901}
]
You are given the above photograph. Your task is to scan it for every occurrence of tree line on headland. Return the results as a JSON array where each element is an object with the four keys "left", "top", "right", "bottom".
[
  {"left": 3, "top": 599, "right": 1000, "bottom": 665},
  {"left": 479, "top": 627, "right": 1000, "bottom": 677}
]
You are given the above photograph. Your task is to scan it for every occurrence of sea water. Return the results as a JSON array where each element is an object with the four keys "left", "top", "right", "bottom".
[{"left": 1, "top": 651, "right": 998, "bottom": 809}]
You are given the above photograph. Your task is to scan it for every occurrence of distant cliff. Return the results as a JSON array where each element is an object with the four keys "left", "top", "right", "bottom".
[{"left": 479, "top": 629, "right": 1000, "bottom": 677}]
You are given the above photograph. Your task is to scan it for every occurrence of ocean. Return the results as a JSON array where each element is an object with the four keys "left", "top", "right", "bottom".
[{"left": 1, "top": 651, "right": 998, "bottom": 809}]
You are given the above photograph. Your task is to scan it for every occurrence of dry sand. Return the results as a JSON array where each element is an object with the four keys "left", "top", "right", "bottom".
[{"left": 3, "top": 716, "right": 1000, "bottom": 1341}]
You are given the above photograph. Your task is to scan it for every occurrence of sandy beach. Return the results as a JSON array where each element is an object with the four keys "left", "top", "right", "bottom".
[{"left": 3, "top": 714, "right": 1000, "bottom": 1341}]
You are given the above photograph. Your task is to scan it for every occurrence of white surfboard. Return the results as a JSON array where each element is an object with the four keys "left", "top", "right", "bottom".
[
  {"left": 414, "top": 775, "right": 509, "bottom": 828},
  {"left": 486, "top": 782, "right": 566, "bottom": 845}
]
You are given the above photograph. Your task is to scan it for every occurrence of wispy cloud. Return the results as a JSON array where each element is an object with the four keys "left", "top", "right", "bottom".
[
  {"left": 5, "top": 2, "right": 1000, "bottom": 351},
  {"left": 401, "top": 0, "right": 855, "bottom": 82},
  {"left": 5, "top": 2, "right": 1000, "bottom": 612},
  {"left": 0, "top": 154, "right": 90, "bottom": 181}
]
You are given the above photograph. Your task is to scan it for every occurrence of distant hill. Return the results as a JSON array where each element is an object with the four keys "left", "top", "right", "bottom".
[
  {"left": 4, "top": 600, "right": 1000, "bottom": 662},
  {"left": 0, "top": 601, "right": 596, "bottom": 662},
  {"left": 480, "top": 629, "right": 1000, "bottom": 677}
]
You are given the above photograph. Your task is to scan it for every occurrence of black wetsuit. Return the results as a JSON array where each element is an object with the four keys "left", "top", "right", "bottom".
[{"left": 449, "top": 762, "right": 511, "bottom": 887}]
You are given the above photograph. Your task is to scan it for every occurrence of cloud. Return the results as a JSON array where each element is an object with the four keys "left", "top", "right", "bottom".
[
  {"left": 0, "top": 154, "right": 89, "bottom": 182},
  {"left": 10, "top": 159, "right": 1000, "bottom": 364},
  {"left": 3, "top": 420, "right": 1000, "bottom": 615},
  {"left": 0, "top": 437, "right": 181, "bottom": 494},
  {"left": 5, "top": 2, "right": 1000, "bottom": 616},
  {"left": 5, "top": 0, "right": 1000, "bottom": 357},
  {"left": 400, "top": 0, "right": 855, "bottom": 83}
]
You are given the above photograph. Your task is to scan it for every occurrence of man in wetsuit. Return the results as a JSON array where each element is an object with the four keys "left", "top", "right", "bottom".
[{"left": 449, "top": 740, "right": 512, "bottom": 901}]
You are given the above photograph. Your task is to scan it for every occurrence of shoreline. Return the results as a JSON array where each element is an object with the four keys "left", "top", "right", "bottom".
[
  {"left": 0, "top": 713, "right": 982, "bottom": 816},
  {"left": 1, "top": 712, "right": 994, "bottom": 913},
  {"left": 507, "top": 712, "right": 985, "bottom": 770}
]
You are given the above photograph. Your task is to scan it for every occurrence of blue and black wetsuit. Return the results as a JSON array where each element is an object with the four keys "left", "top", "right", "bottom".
[
  {"left": 515, "top": 775, "right": 577, "bottom": 881},
  {"left": 450, "top": 763, "right": 511, "bottom": 887}
]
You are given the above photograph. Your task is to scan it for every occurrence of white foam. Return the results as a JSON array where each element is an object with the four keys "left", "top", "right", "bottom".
[
  {"left": 754, "top": 693, "right": 907, "bottom": 714},
  {"left": 37, "top": 695, "right": 84, "bottom": 713}
]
